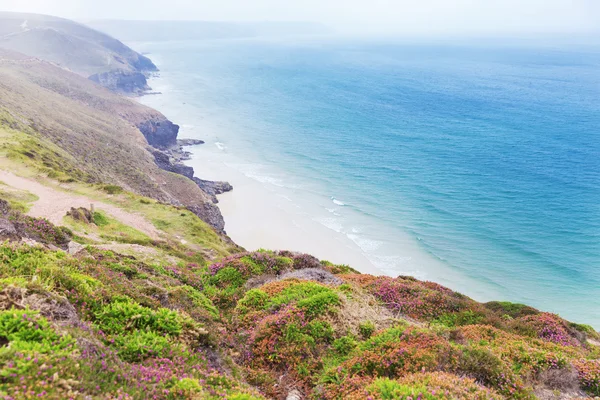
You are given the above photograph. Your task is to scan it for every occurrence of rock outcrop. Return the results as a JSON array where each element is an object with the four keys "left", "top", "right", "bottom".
[
  {"left": 193, "top": 178, "right": 233, "bottom": 202},
  {"left": 187, "top": 203, "right": 226, "bottom": 234},
  {"left": 89, "top": 70, "right": 151, "bottom": 95},
  {"left": 137, "top": 118, "right": 180, "bottom": 149},
  {"left": 151, "top": 148, "right": 233, "bottom": 207}
]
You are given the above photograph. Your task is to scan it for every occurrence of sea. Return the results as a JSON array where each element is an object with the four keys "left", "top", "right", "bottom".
[{"left": 136, "top": 36, "right": 600, "bottom": 328}]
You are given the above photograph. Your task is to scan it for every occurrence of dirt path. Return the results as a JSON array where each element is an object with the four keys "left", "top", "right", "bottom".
[{"left": 0, "top": 170, "right": 161, "bottom": 240}]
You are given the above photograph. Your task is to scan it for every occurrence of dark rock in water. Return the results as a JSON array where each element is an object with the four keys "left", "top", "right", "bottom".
[
  {"left": 151, "top": 149, "right": 232, "bottom": 203},
  {"left": 66, "top": 207, "right": 93, "bottom": 224},
  {"left": 187, "top": 203, "right": 226, "bottom": 234},
  {"left": 89, "top": 70, "right": 151, "bottom": 95},
  {"left": 138, "top": 118, "right": 179, "bottom": 149},
  {"left": 193, "top": 178, "right": 233, "bottom": 202},
  {"left": 178, "top": 138, "right": 205, "bottom": 146}
]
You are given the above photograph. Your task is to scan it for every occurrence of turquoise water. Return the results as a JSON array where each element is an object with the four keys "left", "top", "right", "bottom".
[{"left": 138, "top": 38, "right": 600, "bottom": 327}]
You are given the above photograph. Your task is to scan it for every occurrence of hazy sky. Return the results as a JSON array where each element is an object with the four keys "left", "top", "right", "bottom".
[{"left": 0, "top": 0, "right": 598, "bottom": 35}]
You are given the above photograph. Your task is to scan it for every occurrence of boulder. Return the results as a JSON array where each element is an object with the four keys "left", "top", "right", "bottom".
[{"left": 66, "top": 207, "right": 93, "bottom": 224}]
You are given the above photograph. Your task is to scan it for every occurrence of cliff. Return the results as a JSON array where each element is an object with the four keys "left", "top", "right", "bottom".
[
  {"left": 0, "top": 12, "right": 157, "bottom": 94},
  {"left": 0, "top": 48, "right": 228, "bottom": 233}
]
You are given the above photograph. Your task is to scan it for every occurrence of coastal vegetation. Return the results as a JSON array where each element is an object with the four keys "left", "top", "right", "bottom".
[{"left": 0, "top": 185, "right": 599, "bottom": 398}]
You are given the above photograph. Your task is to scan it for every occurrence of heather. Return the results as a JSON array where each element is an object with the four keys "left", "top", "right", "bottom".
[{"left": 0, "top": 202, "right": 599, "bottom": 399}]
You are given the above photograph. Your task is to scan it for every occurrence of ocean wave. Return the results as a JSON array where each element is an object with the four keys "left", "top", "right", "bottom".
[
  {"left": 346, "top": 233, "right": 383, "bottom": 253},
  {"left": 314, "top": 217, "right": 344, "bottom": 233},
  {"left": 331, "top": 197, "right": 345, "bottom": 206},
  {"left": 325, "top": 207, "right": 341, "bottom": 216}
]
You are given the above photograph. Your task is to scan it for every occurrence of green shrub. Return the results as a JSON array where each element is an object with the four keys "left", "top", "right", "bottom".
[
  {"left": 359, "top": 321, "right": 376, "bottom": 338},
  {"left": 484, "top": 301, "right": 538, "bottom": 319},
  {"left": 366, "top": 378, "right": 439, "bottom": 399},
  {"left": 102, "top": 185, "right": 123, "bottom": 195},
  {"left": 113, "top": 330, "right": 172, "bottom": 362},
  {"left": 94, "top": 299, "right": 183, "bottom": 336},
  {"left": 170, "top": 285, "right": 220, "bottom": 319},
  {"left": 433, "top": 310, "right": 485, "bottom": 327},
  {"left": 297, "top": 291, "right": 340, "bottom": 317},
  {"left": 93, "top": 211, "right": 110, "bottom": 226},
  {"left": 0, "top": 308, "right": 74, "bottom": 352},
  {"left": 333, "top": 335, "right": 357, "bottom": 355}
]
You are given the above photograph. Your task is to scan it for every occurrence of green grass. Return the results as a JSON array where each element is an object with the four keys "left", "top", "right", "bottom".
[
  {"left": 0, "top": 113, "right": 90, "bottom": 183},
  {"left": 0, "top": 181, "right": 38, "bottom": 212},
  {"left": 64, "top": 210, "right": 153, "bottom": 246}
]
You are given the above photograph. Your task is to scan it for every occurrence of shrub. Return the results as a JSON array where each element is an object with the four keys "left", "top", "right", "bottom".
[
  {"left": 433, "top": 310, "right": 485, "bottom": 327},
  {"left": 113, "top": 330, "right": 173, "bottom": 362},
  {"left": 362, "top": 276, "right": 470, "bottom": 321},
  {"left": 361, "top": 373, "right": 502, "bottom": 400},
  {"left": 484, "top": 301, "right": 539, "bottom": 319},
  {"left": 359, "top": 321, "right": 376, "bottom": 338},
  {"left": 102, "top": 184, "right": 123, "bottom": 194},
  {"left": 333, "top": 335, "right": 358, "bottom": 356},
  {"left": 513, "top": 313, "right": 579, "bottom": 347},
  {"left": 236, "top": 281, "right": 341, "bottom": 321},
  {"left": 94, "top": 299, "right": 184, "bottom": 336},
  {"left": 574, "top": 359, "right": 600, "bottom": 396},
  {"left": 0, "top": 308, "right": 77, "bottom": 397},
  {"left": 8, "top": 213, "right": 71, "bottom": 246},
  {"left": 93, "top": 211, "right": 110, "bottom": 226}
]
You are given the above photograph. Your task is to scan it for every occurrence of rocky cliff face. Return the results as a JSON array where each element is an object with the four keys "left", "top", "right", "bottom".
[
  {"left": 137, "top": 118, "right": 180, "bottom": 149},
  {"left": 152, "top": 148, "right": 233, "bottom": 207},
  {"left": 89, "top": 70, "right": 151, "bottom": 95}
]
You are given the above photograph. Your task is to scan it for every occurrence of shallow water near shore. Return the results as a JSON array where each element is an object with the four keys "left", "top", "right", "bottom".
[{"left": 137, "top": 37, "right": 600, "bottom": 327}]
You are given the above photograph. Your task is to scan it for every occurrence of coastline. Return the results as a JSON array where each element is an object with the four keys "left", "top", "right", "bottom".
[
  {"left": 135, "top": 59, "right": 490, "bottom": 296},
  {"left": 133, "top": 42, "right": 598, "bottom": 329}
]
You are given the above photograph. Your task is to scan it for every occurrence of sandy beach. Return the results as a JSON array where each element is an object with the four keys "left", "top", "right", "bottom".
[{"left": 184, "top": 142, "right": 386, "bottom": 276}]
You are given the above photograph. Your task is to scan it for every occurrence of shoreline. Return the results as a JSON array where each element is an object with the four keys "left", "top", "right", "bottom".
[
  {"left": 136, "top": 69, "right": 485, "bottom": 292},
  {"left": 135, "top": 56, "right": 506, "bottom": 299},
  {"left": 133, "top": 45, "right": 598, "bottom": 329}
]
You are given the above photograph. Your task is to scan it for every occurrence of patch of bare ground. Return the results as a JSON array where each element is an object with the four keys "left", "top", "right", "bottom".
[
  {"left": 0, "top": 170, "right": 160, "bottom": 240},
  {"left": 326, "top": 289, "right": 401, "bottom": 336}
]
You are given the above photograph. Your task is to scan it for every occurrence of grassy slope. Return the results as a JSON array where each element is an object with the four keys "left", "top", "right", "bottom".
[
  {"left": 0, "top": 49, "right": 216, "bottom": 213},
  {"left": 0, "top": 12, "right": 155, "bottom": 77}
]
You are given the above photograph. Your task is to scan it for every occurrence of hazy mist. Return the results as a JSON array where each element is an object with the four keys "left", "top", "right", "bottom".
[{"left": 0, "top": 0, "right": 598, "bottom": 36}]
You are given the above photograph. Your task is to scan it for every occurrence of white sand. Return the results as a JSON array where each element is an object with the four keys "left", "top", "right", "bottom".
[{"left": 189, "top": 149, "right": 385, "bottom": 275}]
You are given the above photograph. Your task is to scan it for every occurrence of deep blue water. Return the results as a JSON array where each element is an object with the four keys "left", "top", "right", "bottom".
[{"left": 138, "top": 38, "right": 600, "bottom": 327}]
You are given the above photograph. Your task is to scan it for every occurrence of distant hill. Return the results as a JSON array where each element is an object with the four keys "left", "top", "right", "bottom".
[
  {"left": 0, "top": 12, "right": 157, "bottom": 94},
  {"left": 87, "top": 20, "right": 332, "bottom": 42}
]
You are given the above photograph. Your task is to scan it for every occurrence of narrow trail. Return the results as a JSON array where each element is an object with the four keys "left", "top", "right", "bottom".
[{"left": 0, "top": 170, "right": 160, "bottom": 240}]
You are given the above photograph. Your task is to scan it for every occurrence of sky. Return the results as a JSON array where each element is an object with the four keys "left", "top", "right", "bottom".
[{"left": 0, "top": 0, "right": 598, "bottom": 36}]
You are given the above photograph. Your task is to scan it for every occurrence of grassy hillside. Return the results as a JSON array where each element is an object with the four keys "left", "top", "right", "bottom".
[
  {"left": 0, "top": 48, "right": 227, "bottom": 232},
  {"left": 0, "top": 12, "right": 156, "bottom": 79},
  {"left": 0, "top": 137, "right": 598, "bottom": 399},
  {"left": 0, "top": 200, "right": 598, "bottom": 398}
]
